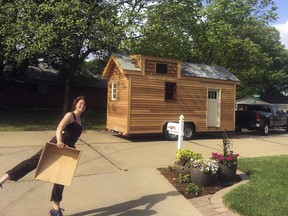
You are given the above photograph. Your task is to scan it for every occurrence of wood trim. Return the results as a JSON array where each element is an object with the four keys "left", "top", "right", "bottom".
[{"left": 127, "top": 76, "right": 132, "bottom": 133}]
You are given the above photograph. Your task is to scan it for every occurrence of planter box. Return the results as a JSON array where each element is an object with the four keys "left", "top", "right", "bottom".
[
  {"left": 190, "top": 168, "right": 217, "bottom": 187},
  {"left": 218, "top": 164, "right": 237, "bottom": 182},
  {"left": 174, "top": 162, "right": 190, "bottom": 175},
  {"left": 34, "top": 143, "right": 81, "bottom": 186}
]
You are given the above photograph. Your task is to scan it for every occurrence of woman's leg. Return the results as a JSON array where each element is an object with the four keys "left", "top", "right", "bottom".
[
  {"left": 4, "top": 149, "right": 42, "bottom": 182},
  {"left": 51, "top": 184, "right": 65, "bottom": 208}
]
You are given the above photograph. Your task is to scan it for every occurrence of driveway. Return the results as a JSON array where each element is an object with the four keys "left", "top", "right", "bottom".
[{"left": 1, "top": 129, "right": 288, "bottom": 216}]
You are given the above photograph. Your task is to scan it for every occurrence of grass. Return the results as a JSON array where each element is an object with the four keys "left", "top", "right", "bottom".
[
  {"left": 0, "top": 109, "right": 107, "bottom": 131},
  {"left": 224, "top": 156, "right": 288, "bottom": 216}
]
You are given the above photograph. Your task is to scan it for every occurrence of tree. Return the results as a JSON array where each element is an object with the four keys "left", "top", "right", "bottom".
[
  {"left": 0, "top": 0, "right": 154, "bottom": 112},
  {"left": 128, "top": 0, "right": 288, "bottom": 98},
  {"left": 125, "top": 0, "right": 203, "bottom": 59}
]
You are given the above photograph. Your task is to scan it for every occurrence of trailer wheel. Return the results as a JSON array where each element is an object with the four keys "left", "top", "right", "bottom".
[
  {"left": 183, "top": 124, "right": 195, "bottom": 140},
  {"left": 164, "top": 128, "right": 178, "bottom": 141},
  {"left": 261, "top": 122, "right": 269, "bottom": 136}
]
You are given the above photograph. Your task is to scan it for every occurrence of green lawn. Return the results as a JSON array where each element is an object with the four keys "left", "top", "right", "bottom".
[
  {"left": 224, "top": 156, "right": 288, "bottom": 216},
  {"left": 0, "top": 109, "right": 106, "bottom": 131}
]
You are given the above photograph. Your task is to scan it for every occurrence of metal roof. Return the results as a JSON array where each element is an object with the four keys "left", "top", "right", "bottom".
[
  {"left": 114, "top": 54, "right": 239, "bottom": 82},
  {"left": 114, "top": 53, "right": 141, "bottom": 72},
  {"left": 181, "top": 62, "right": 239, "bottom": 81}
]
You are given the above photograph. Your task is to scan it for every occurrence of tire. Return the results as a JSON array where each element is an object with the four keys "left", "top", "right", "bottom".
[
  {"left": 235, "top": 127, "right": 242, "bottom": 133},
  {"left": 183, "top": 124, "right": 195, "bottom": 140},
  {"left": 261, "top": 122, "right": 269, "bottom": 136},
  {"left": 164, "top": 127, "right": 178, "bottom": 141}
]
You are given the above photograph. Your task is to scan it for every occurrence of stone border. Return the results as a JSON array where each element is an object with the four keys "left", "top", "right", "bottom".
[
  {"left": 210, "top": 170, "right": 249, "bottom": 215},
  {"left": 190, "top": 170, "right": 249, "bottom": 216}
]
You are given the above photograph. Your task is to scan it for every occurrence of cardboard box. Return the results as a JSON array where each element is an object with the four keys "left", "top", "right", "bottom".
[{"left": 35, "top": 142, "right": 81, "bottom": 186}]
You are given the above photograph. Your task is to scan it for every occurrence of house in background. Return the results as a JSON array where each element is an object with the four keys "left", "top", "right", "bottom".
[
  {"left": 0, "top": 65, "right": 107, "bottom": 109},
  {"left": 102, "top": 53, "right": 239, "bottom": 140}
]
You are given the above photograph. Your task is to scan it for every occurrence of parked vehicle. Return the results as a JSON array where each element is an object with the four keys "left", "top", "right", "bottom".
[{"left": 235, "top": 104, "right": 288, "bottom": 135}]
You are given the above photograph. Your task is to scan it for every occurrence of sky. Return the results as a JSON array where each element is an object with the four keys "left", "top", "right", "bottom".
[{"left": 271, "top": 0, "right": 288, "bottom": 48}]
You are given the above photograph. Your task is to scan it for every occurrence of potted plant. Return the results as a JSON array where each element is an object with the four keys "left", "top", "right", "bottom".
[
  {"left": 210, "top": 130, "right": 239, "bottom": 181},
  {"left": 174, "top": 149, "right": 203, "bottom": 175},
  {"left": 189, "top": 157, "right": 219, "bottom": 187}
]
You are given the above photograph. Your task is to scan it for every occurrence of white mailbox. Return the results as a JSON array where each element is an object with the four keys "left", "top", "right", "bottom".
[{"left": 167, "top": 122, "right": 179, "bottom": 135}]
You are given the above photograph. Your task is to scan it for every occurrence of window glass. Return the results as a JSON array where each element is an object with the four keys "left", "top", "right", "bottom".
[
  {"left": 165, "top": 82, "right": 176, "bottom": 101},
  {"left": 156, "top": 63, "right": 168, "bottom": 74},
  {"left": 112, "top": 81, "right": 117, "bottom": 100}
]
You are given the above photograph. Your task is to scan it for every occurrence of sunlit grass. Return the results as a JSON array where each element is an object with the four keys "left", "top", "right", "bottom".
[{"left": 224, "top": 156, "right": 288, "bottom": 216}]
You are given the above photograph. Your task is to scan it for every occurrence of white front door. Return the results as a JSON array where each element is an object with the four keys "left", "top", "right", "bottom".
[{"left": 207, "top": 89, "right": 220, "bottom": 127}]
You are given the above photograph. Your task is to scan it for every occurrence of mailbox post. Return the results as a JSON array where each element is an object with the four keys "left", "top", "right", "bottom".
[
  {"left": 178, "top": 115, "right": 184, "bottom": 150},
  {"left": 167, "top": 115, "right": 184, "bottom": 150}
]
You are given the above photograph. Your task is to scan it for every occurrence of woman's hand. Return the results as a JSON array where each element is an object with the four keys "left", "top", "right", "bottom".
[{"left": 56, "top": 141, "right": 66, "bottom": 148}]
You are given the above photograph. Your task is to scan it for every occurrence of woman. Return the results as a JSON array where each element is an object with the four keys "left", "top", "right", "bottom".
[{"left": 0, "top": 95, "right": 88, "bottom": 216}]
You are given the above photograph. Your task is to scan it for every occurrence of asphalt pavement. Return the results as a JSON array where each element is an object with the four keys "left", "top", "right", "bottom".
[{"left": 1, "top": 129, "right": 288, "bottom": 216}]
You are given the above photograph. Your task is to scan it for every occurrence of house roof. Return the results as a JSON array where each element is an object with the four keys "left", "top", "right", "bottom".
[
  {"left": 113, "top": 53, "right": 141, "bottom": 72},
  {"left": 181, "top": 63, "right": 239, "bottom": 82},
  {"left": 17, "top": 66, "right": 107, "bottom": 88},
  {"left": 103, "top": 53, "right": 239, "bottom": 82}
]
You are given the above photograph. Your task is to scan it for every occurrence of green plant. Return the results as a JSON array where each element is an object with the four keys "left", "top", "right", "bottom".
[
  {"left": 167, "top": 165, "right": 174, "bottom": 171},
  {"left": 211, "top": 130, "right": 239, "bottom": 167},
  {"left": 190, "top": 158, "right": 219, "bottom": 174},
  {"left": 175, "top": 149, "right": 203, "bottom": 167},
  {"left": 185, "top": 183, "right": 200, "bottom": 195},
  {"left": 177, "top": 174, "right": 191, "bottom": 183}
]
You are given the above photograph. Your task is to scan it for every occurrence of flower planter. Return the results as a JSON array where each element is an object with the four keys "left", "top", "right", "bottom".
[
  {"left": 218, "top": 164, "right": 237, "bottom": 182},
  {"left": 174, "top": 162, "right": 190, "bottom": 175},
  {"left": 190, "top": 168, "right": 217, "bottom": 187}
]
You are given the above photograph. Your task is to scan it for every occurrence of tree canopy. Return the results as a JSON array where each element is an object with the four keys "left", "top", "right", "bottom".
[{"left": 1, "top": 0, "right": 288, "bottom": 109}]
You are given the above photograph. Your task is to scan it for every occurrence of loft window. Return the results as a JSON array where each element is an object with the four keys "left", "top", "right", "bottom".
[
  {"left": 156, "top": 63, "right": 168, "bottom": 74},
  {"left": 165, "top": 82, "right": 176, "bottom": 101},
  {"left": 111, "top": 81, "right": 117, "bottom": 100}
]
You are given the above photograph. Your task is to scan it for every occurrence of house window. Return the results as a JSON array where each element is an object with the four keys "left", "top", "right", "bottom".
[
  {"left": 165, "top": 82, "right": 176, "bottom": 101},
  {"left": 156, "top": 63, "right": 168, "bottom": 74},
  {"left": 111, "top": 81, "right": 117, "bottom": 100}
]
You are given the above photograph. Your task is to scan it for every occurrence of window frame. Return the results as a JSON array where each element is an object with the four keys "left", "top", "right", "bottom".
[
  {"left": 111, "top": 81, "right": 117, "bottom": 100},
  {"left": 156, "top": 63, "right": 168, "bottom": 75},
  {"left": 165, "top": 82, "right": 177, "bottom": 101}
]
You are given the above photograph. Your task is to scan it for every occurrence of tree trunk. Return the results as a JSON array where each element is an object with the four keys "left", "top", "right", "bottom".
[{"left": 62, "top": 69, "right": 74, "bottom": 115}]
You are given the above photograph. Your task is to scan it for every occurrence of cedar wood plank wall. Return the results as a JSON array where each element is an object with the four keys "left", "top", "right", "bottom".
[{"left": 106, "top": 58, "right": 237, "bottom": 135}]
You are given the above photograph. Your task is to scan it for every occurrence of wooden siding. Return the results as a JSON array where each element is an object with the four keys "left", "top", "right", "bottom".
[
  {"left": 128, "top": 75, "right": 236, "bottom": 134},
  {"left": 106, "top": 65, "right": 130, "bottom": 134}
]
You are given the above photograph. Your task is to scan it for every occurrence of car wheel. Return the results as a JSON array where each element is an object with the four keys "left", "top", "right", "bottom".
[
  {"left": 261, "top": 122, "right": 269, "bottom": 135},
  {"left": 183, "top": 124, "right": 195, "bottom": 140}
]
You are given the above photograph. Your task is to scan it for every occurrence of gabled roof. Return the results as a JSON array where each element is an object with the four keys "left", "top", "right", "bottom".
[{"left": 102, "top": 53, "right": 239, "bottom": 82}]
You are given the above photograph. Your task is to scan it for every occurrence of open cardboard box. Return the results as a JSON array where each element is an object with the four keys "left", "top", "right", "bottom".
[{"left": 35, "top": 142, "right": 81, "bottom": 186}]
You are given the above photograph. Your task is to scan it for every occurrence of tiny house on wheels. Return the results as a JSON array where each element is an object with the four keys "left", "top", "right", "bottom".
[{"left": 102, "top": 53, "right": 239, "bottom": 140}]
